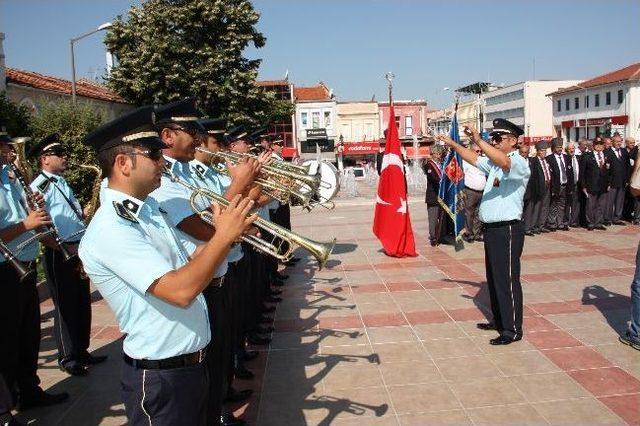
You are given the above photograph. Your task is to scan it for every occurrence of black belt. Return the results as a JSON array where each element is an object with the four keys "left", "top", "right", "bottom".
[
  {"left": 483, "top": 219, "right": 521, "bottom": 229},
  {"left": 123, "top": 347, "right": 207, "bottom": 370},
  {"left": 465, "top": 187, "right": 484, "bottom": 193}
]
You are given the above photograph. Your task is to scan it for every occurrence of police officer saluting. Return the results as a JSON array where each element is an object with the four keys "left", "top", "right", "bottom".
[
  {"left": 28, "top": 134, "right": 106, "bottom": 376},
  {"left": 78, "top": 106, "right": 257, "bottom": 425},
  {"left": 438, "top": 119, "right": 530, "bottom": 345}
]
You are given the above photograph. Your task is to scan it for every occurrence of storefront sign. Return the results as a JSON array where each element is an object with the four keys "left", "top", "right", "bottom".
[
  {"left": 561, "top": 115, "right": 628, "bottom": 128},
  {"left": 341, "top": 142, "right": 380, "bottom": 155},
  {"left": 306, "top": 128, "right": 328, "bottom": 139}
]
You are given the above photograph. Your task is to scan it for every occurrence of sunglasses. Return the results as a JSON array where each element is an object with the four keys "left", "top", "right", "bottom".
[
  {"left": 491, "top": 134, "right": 515, "bottom": 143},
  {"left": 44, "top": 150, "right": 68, "bottom": 158},
  {"left": 129, "top": 149, "right": 163, "bottom": 161}
]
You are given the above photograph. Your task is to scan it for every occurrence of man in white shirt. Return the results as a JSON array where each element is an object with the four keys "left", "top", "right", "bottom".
[{"left": 462, "top": 144, "right": 487, "bottom": 242}]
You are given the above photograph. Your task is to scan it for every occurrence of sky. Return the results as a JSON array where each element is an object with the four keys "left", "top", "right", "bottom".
[{"left": 1, "top": 0, "right": 639, "bottom": 108}]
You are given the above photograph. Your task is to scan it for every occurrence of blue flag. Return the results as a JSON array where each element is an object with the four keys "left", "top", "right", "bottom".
[{"left": 437, "top": 113, "right": 466, "bottom": 247}]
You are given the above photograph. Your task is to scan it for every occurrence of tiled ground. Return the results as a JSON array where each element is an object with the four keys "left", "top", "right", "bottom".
[{"left": 14, "top": 184, "right": 640, "bottom": 425}]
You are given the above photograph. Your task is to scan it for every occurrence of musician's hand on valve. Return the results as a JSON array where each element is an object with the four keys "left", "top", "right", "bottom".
[
  {"left": 23, "top": 209, "right": 52, "bottom": 231},
  {"left": 247, "top": 184, "right": 262, "bottom": 201},
  {"left": 256, "top": 150, "right": 271, "bottom": 165},
  {"left": 32, "top": 191, "right": 46, "bottom": 209},
  {"left": 211, "top": 195, "right": 257, "bottom": 245},
  {"left": 227, "top": 158, "right": 261, "bottom": 190}
]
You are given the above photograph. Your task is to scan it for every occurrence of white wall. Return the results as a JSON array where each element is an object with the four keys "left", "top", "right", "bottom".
[{"left": 295, "top": 100, "right": 337, "bottom": 140}]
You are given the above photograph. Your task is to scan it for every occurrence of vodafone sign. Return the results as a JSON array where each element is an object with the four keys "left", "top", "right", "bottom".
[{"left": 341, "top": 142, "right": 380, "bottom": 155}]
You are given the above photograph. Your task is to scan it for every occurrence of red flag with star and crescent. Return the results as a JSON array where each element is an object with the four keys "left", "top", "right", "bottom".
[{"left": 372, "top": 103, "right": 418, "bottom": 257}]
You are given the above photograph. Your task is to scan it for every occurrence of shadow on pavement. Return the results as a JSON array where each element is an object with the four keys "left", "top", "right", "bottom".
[{"left": 581, "top": 284, "right": 631, "bottom": 334}]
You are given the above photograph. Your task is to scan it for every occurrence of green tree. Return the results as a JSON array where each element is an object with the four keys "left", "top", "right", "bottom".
[
  {"left": 29, "top": 101, "right": 105, "bottom": 205},
  {"left": 0, "top": 91, "right": 32, "bottom": 136},
  {"left": 105, "top": 0, "right": 292, "bottom": 127}
]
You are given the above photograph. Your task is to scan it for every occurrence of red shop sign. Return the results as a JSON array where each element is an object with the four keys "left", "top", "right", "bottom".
[{"left": 341, "top": 142, "right": 380, "bottom": 155}]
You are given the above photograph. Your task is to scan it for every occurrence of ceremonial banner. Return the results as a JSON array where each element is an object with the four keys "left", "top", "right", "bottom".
[
  {"left": 372, "top": 103, "right": 417, "bottom": 257},
  {"left": 437, "top": 112, "right": 466, "bottom": 246}
]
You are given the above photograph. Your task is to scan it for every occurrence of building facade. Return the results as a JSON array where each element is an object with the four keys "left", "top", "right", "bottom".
[
  {"left": 483, "top": 80, "right": 582, "bottom": 144},
  {"left": 256, "top": 79, "right": 296, "bottom": 155},
  {"left": 294, "top": 82, "right": 337, "bottom": 161},
  {"left": 336, "top": 101, "right": 380, "bottom": 143},
  {"left": 426, "top": 107, "right": 453, "bottom": 137},
  {"left": 378, "top": 100, "right": 428, "bottom": 140},
  {"left": 549, "top": 63, "right": 640, "bottom": 142}
]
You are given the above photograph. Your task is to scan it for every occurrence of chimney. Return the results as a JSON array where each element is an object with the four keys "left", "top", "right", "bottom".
[{"left": 0, "top": 32, "right": 6, "bottom": 92}]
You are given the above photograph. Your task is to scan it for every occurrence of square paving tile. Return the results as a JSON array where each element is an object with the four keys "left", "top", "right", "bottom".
[
  {"left": 398, "top": 410, "right": 472, "bottom": 425},
  {"left": 422, "top": 337, "right": 484, "bottom": 359},
  {"left": 449, "top": 377, "right": 526, "bottom": 408},
  {"left": 366, "top": 326, "right": 418, "bottom": 344},
  {"left": 378, "top": 360, "right": 444, "bottom": 386},
  {"left": 491, "top": 350, "right": 562, "bottom": 376},
  {"left": 466, "top": 403, "right": 547, "bottom": 425},
  {"left": 387, "top": 383, "right": 462, "bottom": 414},
  {"left": 568, "top": 367, "right": 640, "bottom": 397},
  {"left": 509, "top": 372, "right": 591, "bottom": 402},
  {"left": 435, "top": 355, "right": 503, "bottom": 382},
  {"left": 533, "top": 398, "right": 626, "bottom": 425}
]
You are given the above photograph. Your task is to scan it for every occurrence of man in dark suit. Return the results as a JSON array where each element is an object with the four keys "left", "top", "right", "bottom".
[
  {"left": 624, "top": 137, "right": 639, "bottom": 223},
  {"left": 523, "top": 145, "right": 545, "bottom": 235},
  {"left": 566, "top": 143, "right": 582, "bottom": 227},
  {"left": 604, "top": 134, "right": 629, "bottom": 225},
  {"left": 423, "top": 147, "right": 445, "bottom": 246},
  {"left": 529, "top": 141, "right": 552, "bottom": 233},
  {"left": 581, "top": 138, "right": 610, "bottom": 230},
  {"left": 546, "top": 138, "right": 574, "bottom": 231}
]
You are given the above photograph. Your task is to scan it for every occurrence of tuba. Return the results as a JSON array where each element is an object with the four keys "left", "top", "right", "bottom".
[{"left": 165, "top": 170, "right": 335, "bottom": 269}]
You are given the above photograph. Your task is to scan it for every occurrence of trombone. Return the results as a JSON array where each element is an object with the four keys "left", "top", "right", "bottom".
[{"left": 164, "top": 170, "right": 336, "bottom": 269}]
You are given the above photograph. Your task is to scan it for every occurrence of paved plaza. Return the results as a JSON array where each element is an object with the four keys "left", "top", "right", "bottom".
[{"left": 15, "top": 185, "right": 640, "bottom": 425}]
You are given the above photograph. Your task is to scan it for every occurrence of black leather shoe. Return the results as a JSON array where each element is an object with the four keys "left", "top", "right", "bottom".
[
  {"left": 0, "top": 414, "right": 25, "bottom": 426},
  {"left": 58, "top": 359, "right": 88, "bottom": 376},
  {"left": 569, "top": 224, "right": 580, "bottom": 228},
  {"left": 234, "top": 365, "right": 255, "bottom": 380},
  {"left": 595, "top": 225, "right": 607, "bottom": 230},
  {"left": 560, "top": 226, "right": 570, "bottom": 231},
  {"left": 476, "top": 322, "right": 496, "bottom": 331},
  {"left": 613, "top": 220, "right": 625, "bottom": 225},
  {"left": 221, "top": 411, "right": 246, "bottom": 425},
  {"left": 587, "top": 226, "right": 594, "bottom": 231},
  {"left": 17, "top": 388, "right": 69, "bottom": 411},
  {"left": 225, "top": 387, "right": 253, "bottom": 403},
  {"left": 603, "top": 221, "right": 612, "bottom": 226},
  {"left": 239, "top": 350, "right": 259, "bottom": 361},
  {"left": 525, "top": 231, "right": 534, "bottom": 236},
  {"left": 247, "top": 333, "right": 270, "bottom": 346},
  {"left": 78, "top": 353, "right": 108, "bottom": 365},
  {"left": 489, "top": 335, "right": 522, "bottom": 345}
]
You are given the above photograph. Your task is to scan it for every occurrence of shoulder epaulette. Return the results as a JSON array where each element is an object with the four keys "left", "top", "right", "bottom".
[
  {"left": 37, "top": 178, "right": 51, "bottom": 193},
  {"left": 112, "top": 201, "right": 139, "bottom": 223}
]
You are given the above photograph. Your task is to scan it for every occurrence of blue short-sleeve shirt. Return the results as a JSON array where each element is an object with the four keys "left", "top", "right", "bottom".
[
  {"left": 475, "top": 151, "right": 531, "bottom": 224},
  {"left": 30, "top": 171, "right": 85, "bottom": 243},
  {"left": 0, "top": 165, "right": 39, "bottom": 262},
  {"left": 78, "top": 187, "right": 210, "bottom": 360}
]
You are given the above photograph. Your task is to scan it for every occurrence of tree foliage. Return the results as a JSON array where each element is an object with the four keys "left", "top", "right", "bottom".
[
  {"left": 105, "top": 0, "right": 293, "bottom": 127},
  {"left": 0, "top": 91, "right": 32, "bottom": 136}
]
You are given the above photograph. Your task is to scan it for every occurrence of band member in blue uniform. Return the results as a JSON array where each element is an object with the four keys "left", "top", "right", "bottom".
[
  {"left": 79, "top": 105, "right": 256, "bottom": 426},
  {"left": 29, "top": 134, "right": 106, "bottom": 376}
]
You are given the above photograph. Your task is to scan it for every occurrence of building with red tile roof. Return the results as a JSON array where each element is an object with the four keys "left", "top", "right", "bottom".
[{"left": 549, "top": 63, "right": 640, "bottom": 142}]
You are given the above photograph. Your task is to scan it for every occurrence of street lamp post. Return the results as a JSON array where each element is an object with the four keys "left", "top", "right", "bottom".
[{"left": 70, "top": 22, "right": 112, "bottom": 105}]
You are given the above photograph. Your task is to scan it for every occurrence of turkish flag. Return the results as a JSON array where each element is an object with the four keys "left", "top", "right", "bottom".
[{"left": 372, "top": 104, "right": 418, "bottom": 257}]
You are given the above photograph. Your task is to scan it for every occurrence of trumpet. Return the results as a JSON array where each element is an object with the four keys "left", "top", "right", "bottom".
[
  {"left": 196, "top": 147, "right": 321, "bottom": 205},
  {"left": 164, "top": 170, "right": 335, "bottom": 269},
  {"left": 0, "top": 238, "right": 35, "bottom": 282}
]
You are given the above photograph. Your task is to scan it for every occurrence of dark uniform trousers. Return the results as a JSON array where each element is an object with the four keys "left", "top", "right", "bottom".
[
  {"left": 463, "top": 188, "right": 483, "bottom": 239},
  {"left": 427, "top": 205, "right": 443, "bottom": 243},
  {"left": 483, "top": 220, "right": 525, "bottom": 339},
  {"left": 0, "top": 375, "right": 12, "bottom": 418},
  {"left": 586, "top": 192, "right": 607, "bottom": 227},
  {"left": 534, "top": 187, "right": 551, "bottom": 230},
  {"left": 569, "top": 190, "right": 582, "bottom": 226},
  {"left": 225, "top": 258, "right": 248, "bottom": 393},
  {"left": 605, "top": 187, "right": 625, "bottom": 222},
  {"left": 43, "top": 245, "right": 91, "bottom": 363},
  {"left": 121, "top": 360, "right": 208, "bottom": 426},
  {"left": 203, "top": 278, "right": 231, "bottom": 425},
  {"left": 0, "top": 262, "right": 41, "bottom": 401},
  {"left": 547, "top": 185, "right": 568, "bottom": 229}
]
